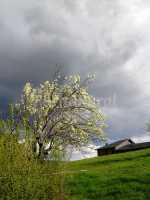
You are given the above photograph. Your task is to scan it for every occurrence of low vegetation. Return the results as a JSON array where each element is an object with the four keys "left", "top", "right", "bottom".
[
  {"left": 0, "top": 133, "right": 150, "bottom": 200},
  {"left": 0, "top": 134, "right": 68, "bottom": 200},
  {"left": 66, "top": 148, "right": 150, "bottom": 200}
]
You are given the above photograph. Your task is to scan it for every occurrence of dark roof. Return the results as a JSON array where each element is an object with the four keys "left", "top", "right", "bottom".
[
  {"left": 118, "top": 142, "right": 150, "bottom": 151},
  {"left": 97, "top": 138, "right": 134, "bottom": 150}
]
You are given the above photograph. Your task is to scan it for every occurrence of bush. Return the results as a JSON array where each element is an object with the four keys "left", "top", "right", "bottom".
[{"left": 0, "top": 134, "right": 68, "bottom": 200}]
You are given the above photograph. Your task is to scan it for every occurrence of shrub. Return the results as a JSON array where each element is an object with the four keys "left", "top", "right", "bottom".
[{"left": 0, "top": 134, "right": 68, "bottom": 200}]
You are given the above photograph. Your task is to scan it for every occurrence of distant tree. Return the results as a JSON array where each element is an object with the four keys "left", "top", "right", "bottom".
[{"left": 8, "top": 74, "right": 106, "bottom": 158}]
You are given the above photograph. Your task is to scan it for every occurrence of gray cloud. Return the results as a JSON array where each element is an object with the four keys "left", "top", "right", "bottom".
[{"left": 0, "top": 0, "right": 150, "bottom": 140}]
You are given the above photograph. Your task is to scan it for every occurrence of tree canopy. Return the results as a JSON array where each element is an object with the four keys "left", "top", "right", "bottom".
[{"left": 2, "top": 74, "right": 106, "bottom": 158}]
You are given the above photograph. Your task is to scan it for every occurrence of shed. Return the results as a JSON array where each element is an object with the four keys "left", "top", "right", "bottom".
[{"left": 97, "top": 138, "right": 134, "bottom": 156}]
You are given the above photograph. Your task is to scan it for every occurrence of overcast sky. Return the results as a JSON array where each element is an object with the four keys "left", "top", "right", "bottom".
[{"left": 1, "top": 0, "right": 150, "bottom": 141}]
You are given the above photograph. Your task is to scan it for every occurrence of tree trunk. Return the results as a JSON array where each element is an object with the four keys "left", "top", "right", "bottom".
[
  {"left": 33, "top": 136, "right": 44, "bottom": 159},
  {"left": 38, "top": 142, "right": 43, "bottom": 158}
]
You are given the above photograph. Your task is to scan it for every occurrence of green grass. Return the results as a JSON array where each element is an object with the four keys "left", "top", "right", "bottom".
[{"left": 66, "top": 148, "right": 150, "bottom": 200}]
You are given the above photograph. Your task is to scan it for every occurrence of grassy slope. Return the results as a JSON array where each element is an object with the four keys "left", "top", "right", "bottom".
[{"left": 66, "top": 148, "right": 150, "bottom": 200}]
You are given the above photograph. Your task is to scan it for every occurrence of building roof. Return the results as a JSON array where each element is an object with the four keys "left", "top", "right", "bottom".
[
  {"left": 97, "top": 138, "right": 134, "bottom": 150},
  {"left": 118, "top": 142, "right": 150, "bottom": 151}
]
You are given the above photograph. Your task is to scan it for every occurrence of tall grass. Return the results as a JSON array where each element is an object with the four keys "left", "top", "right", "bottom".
[{"left": 0, "top": 134, "right": 68, "bottom": 200}]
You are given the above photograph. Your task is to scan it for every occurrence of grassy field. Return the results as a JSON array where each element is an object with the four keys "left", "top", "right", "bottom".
[{"left": 66, "top": 148, "right": 150, "bottom": 200}]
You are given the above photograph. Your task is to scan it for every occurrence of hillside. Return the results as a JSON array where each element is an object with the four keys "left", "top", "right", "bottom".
[{"left": 66, "top": 148, "right": 150, "bottom": 200}]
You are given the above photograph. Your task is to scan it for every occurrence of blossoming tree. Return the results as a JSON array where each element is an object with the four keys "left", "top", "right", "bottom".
[{"left": 12, "top": 75, "right": 106, "bottom": 158}]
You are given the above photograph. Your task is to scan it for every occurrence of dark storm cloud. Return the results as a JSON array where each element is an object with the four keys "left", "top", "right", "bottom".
[{"left": 0, "top": 0, "right": 150, "bottom": 141}]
